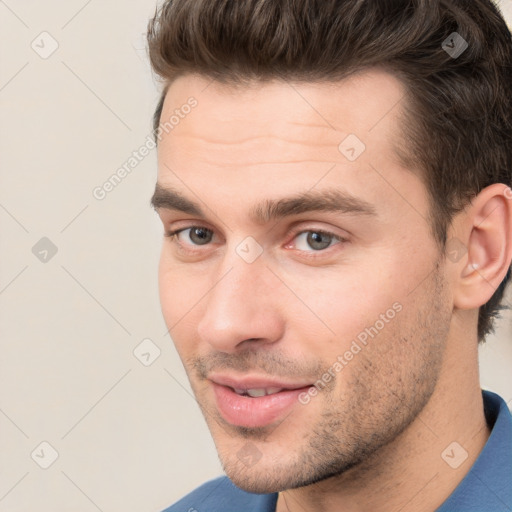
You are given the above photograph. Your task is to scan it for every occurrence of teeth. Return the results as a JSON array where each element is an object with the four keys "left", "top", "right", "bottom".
[
  {"left": 247, "top": 388, "right": 267, "bottom": 398},
  {"left": 265, "top": 387, "right": 283, "bottom": 395},
  {"left": 233, "top": 387, "right": 284, "bottom": 397}
]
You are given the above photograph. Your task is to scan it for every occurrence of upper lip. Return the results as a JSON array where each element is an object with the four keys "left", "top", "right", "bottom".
[{"left": 209, "top": 373, "right": 313, "bottom": 391}]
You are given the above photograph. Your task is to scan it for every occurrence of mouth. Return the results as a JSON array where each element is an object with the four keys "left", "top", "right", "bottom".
[
  {"left": 232, "top": 387, "right": 286, "bottom": 397},
  {"left": 209, "top": 374, "right": 313, "bottom": 428}
]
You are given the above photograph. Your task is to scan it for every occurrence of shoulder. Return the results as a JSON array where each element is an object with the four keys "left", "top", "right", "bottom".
[{"left": 161, "top": 476, "right": 278, "bottom": 512}]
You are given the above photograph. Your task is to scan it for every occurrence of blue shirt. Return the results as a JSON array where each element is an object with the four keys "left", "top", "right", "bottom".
[{"left": 163, "top": 390, "right": 512, "bottom": 511}]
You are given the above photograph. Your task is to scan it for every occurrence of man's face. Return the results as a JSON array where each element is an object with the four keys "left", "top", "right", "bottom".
[{"left": 154, "top": 70, "right": 454, "bottom": 493}]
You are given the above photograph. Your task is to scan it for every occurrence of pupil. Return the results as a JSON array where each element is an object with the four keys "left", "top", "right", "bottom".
[
  {"left": 308, "top": 232, "right": 331, "bottom": 250},
  {"left": 191, "top": 228, "right": 211, "bottom": 245}
]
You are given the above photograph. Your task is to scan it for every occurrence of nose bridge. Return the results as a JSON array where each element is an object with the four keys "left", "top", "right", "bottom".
[
  {"left": 210, "top": 236, "right": 269, "bottom": 308},
  {"left": 197, "top": 244, "right": 283, "bottom": 350}
]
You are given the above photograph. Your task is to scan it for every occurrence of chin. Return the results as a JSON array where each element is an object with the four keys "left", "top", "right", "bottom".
[{"left": 226, "top": 471, "right": 285, "bottom": 494}]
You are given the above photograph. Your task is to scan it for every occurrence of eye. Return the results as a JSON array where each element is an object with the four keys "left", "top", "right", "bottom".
[
  {"left": 292, "top": 230, "right": 343, "bottom": 251},
  {"left": 164, "top": 226, "right": 346, "bottom": 257},
  {"left": 166, "top": 226, "right": 214, "bottom": 246}
]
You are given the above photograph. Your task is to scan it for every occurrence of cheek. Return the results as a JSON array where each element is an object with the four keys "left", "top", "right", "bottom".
[
  {"left": 280, "top": 262, "right": 405, "bottom": 351},
  {"left": 158, "top": 252, "right": 207, "bottom": 342},
  {"left": 285, "top": 259, "right": 432, "bottom": 376}
]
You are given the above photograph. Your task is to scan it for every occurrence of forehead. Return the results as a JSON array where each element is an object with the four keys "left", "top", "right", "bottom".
[
  {"left": 159, "top": 68, "right": 407, "bottom": 159},
  {"left": 157, "top": 69, "right": 410, "bottom": 181},
  {"left": 155, "top": 69, "right": 427, "bottom": 226}
]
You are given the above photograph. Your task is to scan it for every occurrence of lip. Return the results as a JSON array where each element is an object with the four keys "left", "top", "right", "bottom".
[
  {"left": 209, "top": 374, "right": 313, "bottom": 428},
  {"left": 209, "top": 373, "right": 312, "bottom": 391}
]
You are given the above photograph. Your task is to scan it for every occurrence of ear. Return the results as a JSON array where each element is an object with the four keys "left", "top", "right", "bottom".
[{"left": 452, "top": 183, "right": 512, "bottom": 310}]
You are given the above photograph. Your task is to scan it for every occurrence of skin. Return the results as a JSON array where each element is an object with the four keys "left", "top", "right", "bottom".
[{"left": 153, "top": 69, "right": 512, "bottom": 512}]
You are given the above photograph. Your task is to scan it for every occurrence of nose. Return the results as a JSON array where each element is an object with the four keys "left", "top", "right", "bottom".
[{"left": 196, "top": 255, "right": 285, "bottom": 352}]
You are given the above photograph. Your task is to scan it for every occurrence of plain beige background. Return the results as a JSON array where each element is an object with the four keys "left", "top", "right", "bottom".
[{"left": 0, "top": 1, "right": 511, "bottom": 511}]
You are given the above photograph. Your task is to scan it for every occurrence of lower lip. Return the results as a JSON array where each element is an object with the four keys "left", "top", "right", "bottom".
[{"left": 211, "top": 382, "right": 312, "bottom": 428}]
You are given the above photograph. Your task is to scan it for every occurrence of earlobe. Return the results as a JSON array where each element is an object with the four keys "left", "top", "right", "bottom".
[{"left": 453, "top": 184, "right": 512, "bottom": 310}]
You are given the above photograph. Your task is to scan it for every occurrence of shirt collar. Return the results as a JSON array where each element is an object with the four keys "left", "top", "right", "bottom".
[{"left": 437, "top": 389, "right": 512, "bottom": 511}]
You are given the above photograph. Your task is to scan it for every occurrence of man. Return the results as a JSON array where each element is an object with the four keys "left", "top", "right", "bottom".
[{"left": 148, "top": 0, "right": 512, "bottom": 510}]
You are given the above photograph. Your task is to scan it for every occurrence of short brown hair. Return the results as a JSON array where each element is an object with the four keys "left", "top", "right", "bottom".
[{"left": 147, "top": 0, "right": 512, "bottom": 342}]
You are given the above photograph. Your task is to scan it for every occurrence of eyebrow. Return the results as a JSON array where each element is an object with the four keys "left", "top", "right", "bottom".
[{"left": 150, "top": 183, "right": 377, "bottom": 224}]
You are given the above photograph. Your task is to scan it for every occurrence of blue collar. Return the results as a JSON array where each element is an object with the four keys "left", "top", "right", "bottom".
[{"left": 437, "top": 389, "right": 512, "bottom": 511}]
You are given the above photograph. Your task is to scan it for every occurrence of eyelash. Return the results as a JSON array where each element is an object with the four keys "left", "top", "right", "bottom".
[{"left": 164, "top": 226, "right": 347, "bottom": 258}]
